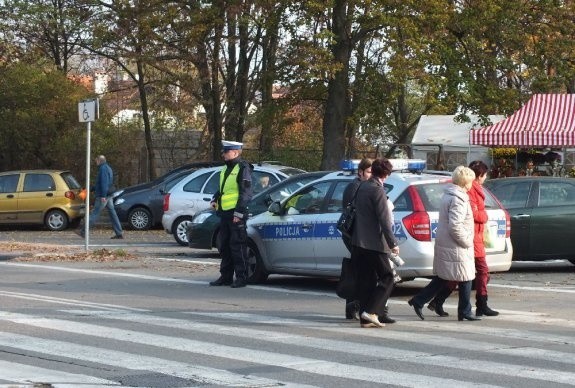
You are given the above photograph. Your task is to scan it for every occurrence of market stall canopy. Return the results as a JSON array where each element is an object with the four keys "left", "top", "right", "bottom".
[
  {"left": 414, "top": 115, "right": 504, "bottom": 148},
  {"left": 470, "top": 94, "right": 575, "bottom": 147}
]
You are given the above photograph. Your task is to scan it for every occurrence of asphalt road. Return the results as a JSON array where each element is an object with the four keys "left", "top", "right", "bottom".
[{"left": 0, "top": 228, "right": 574, "bottom": 387}]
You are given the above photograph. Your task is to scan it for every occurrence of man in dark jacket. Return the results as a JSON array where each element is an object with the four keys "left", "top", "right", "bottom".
[
  {"left": 77, "top": 155, "right": 123, "bottom": 239},
  {"left": 351, "top": 158, "right": 399, "bottom": 328},
  {"left": 341, "top": 158, "right": 372, "bottom": 320},
  {"left": 209, "top": 140, "right": 253, "bottom": 288}
]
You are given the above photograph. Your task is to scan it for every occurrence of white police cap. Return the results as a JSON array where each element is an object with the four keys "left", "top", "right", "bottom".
[{"left": 221, "top": 140, "right": 243, "bottom": 151}]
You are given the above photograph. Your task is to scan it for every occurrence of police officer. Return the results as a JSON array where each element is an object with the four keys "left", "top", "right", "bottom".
[{"left": 209, "top": 140, "right": 253, "bottom": 288}]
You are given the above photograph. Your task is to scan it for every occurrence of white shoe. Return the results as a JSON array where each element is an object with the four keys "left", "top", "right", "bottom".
[{"left": 360, "top": 312, "right": 385, "bottom": 327}]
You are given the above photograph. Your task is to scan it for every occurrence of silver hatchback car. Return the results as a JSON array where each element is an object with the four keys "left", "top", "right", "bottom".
[{"left": 162, "top": 163, "right": 305, "bottom": 245}]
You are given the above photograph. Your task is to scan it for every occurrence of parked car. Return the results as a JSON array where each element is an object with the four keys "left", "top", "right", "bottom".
[
  {"left": 111, "top": 161, "right": 223, "bottom": 199},
  {"left": 244, "top": 160, "right": 513, "bottom": 283},
  {"left": 113, "top": 169, "right": 198, "bottom": 230},
  {"left": 163, "top": 163, "right": 305, "bottom": 245},
  {"left": 0, "top": 170, "right": 85, "bottom": 231},
  {"left": 187, "top": 171, "right": 332, "bottom": 249},
  {"left": 484, "top": 176, "right": 575, "bottom": 264}
]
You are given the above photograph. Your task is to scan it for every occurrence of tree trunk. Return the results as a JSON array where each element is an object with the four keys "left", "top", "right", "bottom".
[
  {"left": 135, "top": 59, "right": 157, "bottom": 180},
  {"left": 320, "top": 0, "right": 351, "bottom": 170}
]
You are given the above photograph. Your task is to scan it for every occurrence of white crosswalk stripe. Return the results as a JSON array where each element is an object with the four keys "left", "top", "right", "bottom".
[
  {"left": 67, "top": 309, "right": 575, "bottom": 382},
  {"left": 0, "top": 311, "right": 502, "bottom": 387},
  {"left": 0, "top": 304, "right": 573, "bottom": 387},
  {"left": 0, "top": 359, "right": 118, "bottom": 385},
  {"left": 0, "top": 332, "right": 296, "bottom": 387}
]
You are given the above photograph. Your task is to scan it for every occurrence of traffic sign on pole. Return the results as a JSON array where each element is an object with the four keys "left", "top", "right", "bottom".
[
  {"left": 78, "top": 99, "right": 99, "bottom": 122},
  {"left": 78, "top": 98, "right": 99, "bottom": 251}
]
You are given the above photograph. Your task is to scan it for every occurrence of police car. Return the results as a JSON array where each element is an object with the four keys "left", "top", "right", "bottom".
[{"left": 245, "top": 159, "right": 513, "bottom": 283}]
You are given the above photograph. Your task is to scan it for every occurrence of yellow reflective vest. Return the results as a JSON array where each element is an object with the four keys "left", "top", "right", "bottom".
[{"left": 219, "top": 164, "right": 240, "bottom": 210}]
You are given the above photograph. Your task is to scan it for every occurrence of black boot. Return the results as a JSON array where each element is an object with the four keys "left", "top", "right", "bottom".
[
  {"left": 408, "top": 298, "right": 424, "bottom": 320},
  {"left": 476, "top": 295, "right": 499, "bottom": 316},
  {"left": 209, "top": 276, "right": 233, "bottom": 286},
  {"left": 345, "top": 301, "right": 360, "bottom": 320},
  {"left": 428, "top": 298, "right": 449, "bottom": 317},
  {"left": 379, "top": 305, "right": 396, "bottom": 324}
]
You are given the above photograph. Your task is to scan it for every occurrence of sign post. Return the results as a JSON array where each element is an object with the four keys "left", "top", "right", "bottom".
[{"left": 78, "top": 98, "right": 99, "bottom": 252}]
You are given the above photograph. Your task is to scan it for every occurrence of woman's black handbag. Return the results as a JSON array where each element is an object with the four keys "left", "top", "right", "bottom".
[
  {"left": 337, "top": 204, "right": 356, "bottom": 237},
  {"left": 336, "top": 257, "right": 357, "bottom": 299},
  {"left": 336, "top": 182, "right": 362, "bottom": 238}
]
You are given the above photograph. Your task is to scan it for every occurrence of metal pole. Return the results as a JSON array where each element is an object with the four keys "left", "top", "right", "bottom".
[{"left": 84, "top": 121, "right": 91, "bottom": 252}]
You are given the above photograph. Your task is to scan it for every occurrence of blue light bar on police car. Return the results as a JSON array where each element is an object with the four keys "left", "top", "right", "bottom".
[
  {"left": 388, "top": 159, "right": 426, "bottom": 173},
  {"left": 340, "top": 159, "right": 426, "bottom": 174},
  {"left": 340, "top": 159, "right": 361, "bottom": 171}
]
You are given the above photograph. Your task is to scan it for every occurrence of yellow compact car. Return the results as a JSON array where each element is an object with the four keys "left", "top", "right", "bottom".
[{"left": 0, "top": 170, "right": 86, "bottom": 231}]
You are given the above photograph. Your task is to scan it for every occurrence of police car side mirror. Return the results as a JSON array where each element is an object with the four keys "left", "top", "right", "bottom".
[
  {"left": 264, "top": 194, "right": 273, "bottom": 207},
  {"left": 268, "top": 201, "right": 282, "bottom": 215}
]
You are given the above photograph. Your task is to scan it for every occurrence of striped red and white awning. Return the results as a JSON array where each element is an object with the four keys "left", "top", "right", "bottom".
[{"left": 470, "top": 94, "right": 575, "bottom": 146}]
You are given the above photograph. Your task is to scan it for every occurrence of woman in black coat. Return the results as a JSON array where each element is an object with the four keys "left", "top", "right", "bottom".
[{"left": 351, "top": 158, "right": 400, "bottom": 328}]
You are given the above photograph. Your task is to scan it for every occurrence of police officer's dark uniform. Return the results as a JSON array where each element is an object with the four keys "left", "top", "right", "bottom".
[{"left": 209, "top": 140, "right": 253, "bottom": 288}]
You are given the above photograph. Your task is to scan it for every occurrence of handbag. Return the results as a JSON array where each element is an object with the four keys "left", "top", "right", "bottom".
[
  {"left": 337, "top": 182, "right": 363, "bottom": 237},
  {"left": 336, "top": 257, "right": 357, "bottom": 299}
]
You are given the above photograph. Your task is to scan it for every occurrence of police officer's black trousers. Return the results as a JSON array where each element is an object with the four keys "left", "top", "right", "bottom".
[{"left": 217, "top": 217, "right": 249, "bottom": 282}]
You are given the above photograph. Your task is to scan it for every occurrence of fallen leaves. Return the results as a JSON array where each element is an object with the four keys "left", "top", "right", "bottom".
[{"left": 0, "top": 242, "right": 136, "bottom": 262}]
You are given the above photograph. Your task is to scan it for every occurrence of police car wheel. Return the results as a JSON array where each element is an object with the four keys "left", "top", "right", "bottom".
[{"left": 246, "top": 241, "right": 269, "bottom": 284}]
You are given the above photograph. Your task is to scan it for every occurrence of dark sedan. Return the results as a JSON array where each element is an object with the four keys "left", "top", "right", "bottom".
[
  {"left": 113, "top": 162, "right": 222, "bottom": 230},
  {"left": 484, "top": 176, "right": 575, "bottom": 264},
  {"left": 187, "top": 171, "right": 331, "bottom": 249}
]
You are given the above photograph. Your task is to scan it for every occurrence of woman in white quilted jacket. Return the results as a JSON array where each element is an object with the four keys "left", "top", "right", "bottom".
[{"left": 408, "top": 165, "right": 481, "bottom": 322}]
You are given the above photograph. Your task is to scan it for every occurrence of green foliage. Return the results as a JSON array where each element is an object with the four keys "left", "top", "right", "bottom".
[
  {"left": 3, "top": 0, "right": 575, "bottom": 177},
  {"left": 0, "top": 62, "right": 91, "bottom": 171},
  {"left": 0, "top": 0, "right": 94, "bottom": 73}
]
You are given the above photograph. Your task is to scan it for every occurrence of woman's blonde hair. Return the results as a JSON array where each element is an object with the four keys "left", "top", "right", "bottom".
[{"left": 452, "top": 165, "right": 475, "bottom": 188}]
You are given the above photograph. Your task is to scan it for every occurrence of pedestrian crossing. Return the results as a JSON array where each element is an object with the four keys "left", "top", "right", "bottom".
[{"left": 0, "top": 294, "right": 574, "bottom": 387}]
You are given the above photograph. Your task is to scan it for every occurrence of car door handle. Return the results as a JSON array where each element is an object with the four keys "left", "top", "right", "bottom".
[
  {"left": 46, "top": 193, "right": 53, "bottom": 197},
  {"left": 203, "top": 197, "right": 212, "bottom": 201},
  {"left": 512, "top": 214, "right": 530, "bottom": 219},
  {"left": 6, "top": 194, "right": 14, "bottom": 198},
  {"left": 302, "top": 224, "right": 312, "bottom": 231}
]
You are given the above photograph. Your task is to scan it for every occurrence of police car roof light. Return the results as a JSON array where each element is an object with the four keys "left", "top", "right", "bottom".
[
  {"left": 340, "top": 159, "right": 361, "bottom": 171},
  {"left": 340, "top": 159, "right": 426, "bottom": 174},
  {"left": 388, "top": 159, "right": 427, "bottom": 174}
]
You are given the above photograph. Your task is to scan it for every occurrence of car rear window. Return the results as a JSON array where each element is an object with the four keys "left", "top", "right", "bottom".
[
  {"left": 414, "top": 183, "right": 446, "bottom": 211},
  {"left": 393, "top": 182, "right": 449, "bottom": 212},
  {"left": 538, "top": 181, "right": 575, "bottom": 207},
  {"left": 61, "top": 172, "right": 81, "bottom": 190},
  {"left": 486, "top": 181, "right": 532, "bottom": 209},
  {"left": 394, "top": 182, "right": 503, "bottom": 212},
  {"left": 183, "top": 171, "right": 212, "bottom": 193},
  {"left": 483, "top": 188, "right": 502, "bottom": 209}
]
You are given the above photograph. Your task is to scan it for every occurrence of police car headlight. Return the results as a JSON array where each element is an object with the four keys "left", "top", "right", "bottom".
[
  {"left": 115, "top": 198, "right": 125, "bottom": 205},
  {"left": 192, "top": 211, "right": 212, "bottom": 224}
]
